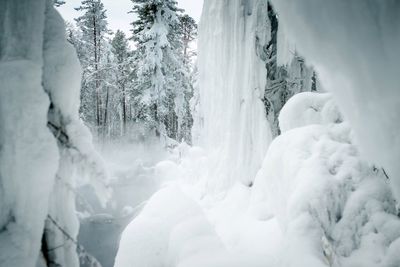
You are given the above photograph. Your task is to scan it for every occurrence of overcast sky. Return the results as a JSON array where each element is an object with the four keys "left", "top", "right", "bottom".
[{"left": 57, "top": 0, "right": 203, "bottom": 36}]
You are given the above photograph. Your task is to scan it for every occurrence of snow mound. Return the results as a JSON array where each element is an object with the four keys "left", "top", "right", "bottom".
[
  {"left": 114, "top": 185, "right": 226, "bottom": 267},
  {"left": 279, "top": 92, "right": 342, "bottom": 133},
  {"left": 251, "top": 94, "right": 400, "bottom": 266}
]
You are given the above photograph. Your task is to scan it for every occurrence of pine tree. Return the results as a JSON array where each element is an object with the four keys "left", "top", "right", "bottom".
[
  {"left": 130, "top": 0, "right": 187, "bottom": 142},
  {"left": 180, "top": 14, "right": 197, "bottom": 66},
  {"left": 111, "top": 30, "right": 132, "bottom": 136},
  {"left": 175, "top": 14, "right": 197, "bottom": 143},
  {"left": 75, "top": 0, "right": 111, "bottom": 137}
]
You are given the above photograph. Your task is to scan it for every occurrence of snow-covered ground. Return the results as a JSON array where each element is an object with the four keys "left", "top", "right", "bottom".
[
  {"left": 114, "top": 92, "right": 400, "bottom": 267},
  {"left": 114, "top": 144, "right": 284, "bottom": 267}
]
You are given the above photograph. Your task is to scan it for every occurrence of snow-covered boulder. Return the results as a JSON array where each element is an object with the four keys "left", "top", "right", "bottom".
[{"left": 114, "top": 185, "right": 226, "bottom": 267}]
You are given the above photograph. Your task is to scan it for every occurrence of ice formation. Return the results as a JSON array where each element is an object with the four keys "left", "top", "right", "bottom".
[
  {"left": 0, "top": 1, "right": 59, "bottom": 266},
  {"left": 195, "top": 0, "right": 272, "bottom": 188}
]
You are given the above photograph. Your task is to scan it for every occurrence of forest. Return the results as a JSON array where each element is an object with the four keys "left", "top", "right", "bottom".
[{"left": 0, "top": 0, "right": 399, "bottom": 267}]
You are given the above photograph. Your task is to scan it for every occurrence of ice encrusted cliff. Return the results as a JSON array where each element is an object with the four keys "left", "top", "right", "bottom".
[
  {"left": 0, "top": 1, "right": 59, "bottom": 265},
  {"left": 194, "top": 0, "right": 321, "bottom": 189},
  {"left": 0, "top": 1, "right": 108, "bottom": 266}
]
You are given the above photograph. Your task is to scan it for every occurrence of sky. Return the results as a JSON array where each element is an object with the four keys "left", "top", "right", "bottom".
[{"left": 57, "top": 0, "right": 204, "bottom": 36}]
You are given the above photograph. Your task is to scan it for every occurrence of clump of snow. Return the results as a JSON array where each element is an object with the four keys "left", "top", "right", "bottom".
[
  {"left": 269, "top": 0, "right": 400, "bottom": 201},
  {"left": 251, "top": 92, "right": 400, "bottom": 266},
  {"left": 114, "top": 185, "right": 225, "bottom": 267},
  {"left": 279, "top": 92, "right": 342, "bottom": 133}
]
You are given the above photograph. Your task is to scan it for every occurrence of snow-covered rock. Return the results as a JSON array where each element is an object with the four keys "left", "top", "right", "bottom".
[{"left": 251, "top": 93, "right": 400, "bottom": 266}]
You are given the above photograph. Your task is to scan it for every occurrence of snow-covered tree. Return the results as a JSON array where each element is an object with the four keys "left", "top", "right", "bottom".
[
  {"left": 180, "top": 14, "right": 197, "bottom": 66},
  {"left": 75, "top": 0, "right": 111, "bottom": 137},
  {"left": 111, "top": 30, "right": 132, "bottom": 136},
  {"left": 130, "top": 0, "right": 192, "bottom": 143}
]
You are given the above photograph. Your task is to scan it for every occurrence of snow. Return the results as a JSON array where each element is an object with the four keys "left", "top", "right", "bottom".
[
  {"left": 278, "top": 92, "right": 342, "bottom": 133},
  {"left": 113, "top": 185, "right": 220, "bottom": 267},
  {"left": 269, "top": 0, "right": 400, "bottom": 201},
  {"left": 251, "top": 92, "right": 400, "bottom": 266},
  {"left": 114, "top": 180, "right": 284, "bottom": 267}
]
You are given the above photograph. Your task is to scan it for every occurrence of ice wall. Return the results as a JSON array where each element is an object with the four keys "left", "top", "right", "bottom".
[
  {"left": 269, "top": 0, "right": 400, "bottom": 200},
  {"left": 0, "top": 1, "right": 107, "bottom": 266},
  {"left": 196, "top": 0, "right": 272, "bottom": 188}
]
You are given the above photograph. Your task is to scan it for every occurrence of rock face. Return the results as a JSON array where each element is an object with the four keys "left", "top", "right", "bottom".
[{"left": 195, "top": 0, "right": 319, "bottom": 189}]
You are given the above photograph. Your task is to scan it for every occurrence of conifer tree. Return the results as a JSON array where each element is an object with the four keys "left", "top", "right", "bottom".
[
  {"left": 111, "top": 30, "right": 132, "bottom": 135},
  {"left": 130, "top": 0, "right": 187, "bottom": 142},
  {"left": 75, "top": 0, "right": 111, "bottom": 136},
  {"left": 129, "top": 1, "right": 198, "bottom": 143}
]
